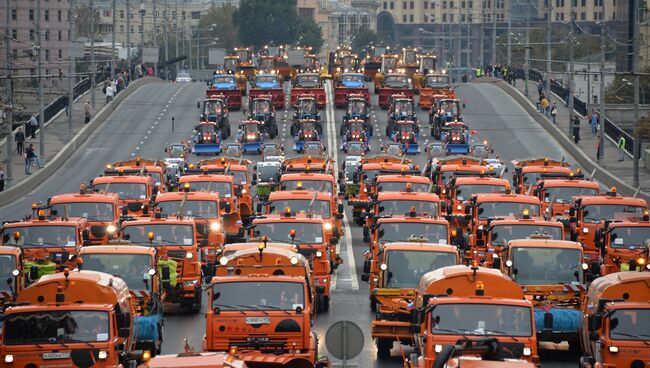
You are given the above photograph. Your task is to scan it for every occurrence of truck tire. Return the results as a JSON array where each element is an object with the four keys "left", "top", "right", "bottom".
[
  {"left": 370, "top": 296, "right": 377, "bottom": 312},
  {"left": 376, "top": 338, "right": 393, "bottom": 359}
]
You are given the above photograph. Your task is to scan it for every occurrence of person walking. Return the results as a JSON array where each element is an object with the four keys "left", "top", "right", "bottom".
[
  {"left": 550, "top": 103, "right": 558, "bottom": 124},
  {"left": 28, "top": 113, "right": 38, "bottom": 138},
  {"left": 617, "top": 136, "right": 626, "bottom": 162},
  {"left": 15, "top": 127, "right": 25, "bottom": 155},
  {"left": 596, "top": 134, "right": 602, "bottom": 161},
  {"left": 572, "top": 114, "right": 581, "bottom": 144},
  {"left": 541, "top": 96, "right": 550, "bottom": 116},
  {"left": 105, "top": 83, "right": 114, "bottom": 104},
  {"left": 24, "top": 144, "right": 35, "bottom": 175},
  {"left": 591, "top": 110, "right": 598, "bottom": 136},
  {"left": 84, "top": 100, "right": 92, "bottom": 124},
  {"left": 0, "top": 166, "right": 4, "bottom": 191}
]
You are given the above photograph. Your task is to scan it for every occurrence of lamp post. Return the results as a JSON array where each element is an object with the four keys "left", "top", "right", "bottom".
[{"left": 140, "top": 1, "right": 145, "bottom": 65}]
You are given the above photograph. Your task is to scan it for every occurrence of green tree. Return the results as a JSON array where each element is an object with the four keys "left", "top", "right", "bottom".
[
  {"left": 297, "top": 17, "right": 323, "bottom": 53},
  {"left": 199, "top": 5, "right": 239, "bottom": 51},
  {"left": 233, "top": 0, "right": 300, "bottom": 47}
]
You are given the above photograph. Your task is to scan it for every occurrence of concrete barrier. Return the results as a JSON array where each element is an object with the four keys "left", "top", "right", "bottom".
[
  {"left": 0, "top": 77, "right": 164, "bottom": 207},
  {"left": 482, "top": 78, "right": 650, "bottom": 202}
]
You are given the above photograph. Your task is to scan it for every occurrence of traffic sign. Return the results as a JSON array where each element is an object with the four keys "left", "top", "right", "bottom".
[
  {"left": 325, "top": 320, "right": 364, "bottom": 364},
  {"left": 208, "top": 48, "right": 226, "bottom": 66},
  {"left": 142, "top": 48, "right": 160, "bottom": 63}
]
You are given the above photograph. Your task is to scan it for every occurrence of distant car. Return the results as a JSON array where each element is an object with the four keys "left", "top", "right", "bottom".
[{"left": 176, "top": 71, "right": 192, "bottom": 83}]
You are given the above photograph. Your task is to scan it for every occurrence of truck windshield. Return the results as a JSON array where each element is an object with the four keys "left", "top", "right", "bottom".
[
  {"left": 609, "top": 309, "right": 650, "bottom": 341},
  {"left": 212, "top": 76, "right": 234, "bottom": 84},
  {"left": 0, "top": 254, "right": 17, "bottom": 291},
  {"left": 3, "top": 226, "right": 77, "bottom": 247},
  {"left": 424, "top": 76, "right": 450, "bottom": 88},
  {"left": 212, "top": 281, "right": 305, "bottom": 310},
  {"left": 4, "top": 311, "right": 110, "bottom": 345},
  {"left": 511, "top": 247, "right": 583, "bottom": 285},
  {"left": 377, "top": 181, "right": 429, "bottom": 193},
  {"left": 582, "top": 204, "right": 647, "bottom": 224},
  {"left": 93, "top": 182, "right": 147, "bottom": 200},
  {"left": 183, "top": 181, "right": 232, "bottom": 197},
  {"left": 50, "top": 202, "right": 115, "bottom": 222},
  {"left": 490, "top": 224, "right": 563, "bottom": 246},
  {"left": 385, "top": 250, "right": 456, "bottom": 288},
  {"left": 169, "top": 145, "right": 185, "bottom": 158},
  {"left": 430, "top": 303, "right": 533, "bottom": 337},
  {"left": 157, "top": 200, "right": 219, "bottom": 218},
  {"left": 341, "top": 74, "right": 363, "bottom": 82},
  {"left": 282, "top": 180, "right": 333, "bottom": 194},
  {"left": 122, "top": 224, "right": 195, "bottom": 245},
  {"left": 477, "top": 202, "right": 540, "bottom": 220},
  {"left": 257, "top": 164, "right": 281, "bottom": 182},
  {"left": 348, "top": 101, "right": 366, "bottom": 114},
  {"left": 346, "top": 143, "right": 365, "bottom": 156},
  {"left": 394, "top": 101, "right": 413, "bottom": 115},
  {"left": 253, "top": 222, "right": 324, "bottom": 244},
  {"left": 255, "top": 76, "right": 279, "bottom": 85},
  {"left": 296, "top": 75, "right": 320, "bottom": 87},
  {"left": 378, "top": 222, "right": 448, "bottom": 244},
  {"left": 454, "top": 184, "right": 507, "bottom": 200},
  {"left": 377, "top": 200, "right": 438, "bottom": 217},
  {"left": 609, "top": 226, "right": 650, "bottom": 248},
  {"left": 522, "top": 171, "right": 571, "bottom": 184},
  {"left": 269, "top": 199, "right": 331, "bottom": 219},
  {"left": 82, "top": 253, "right": 152, "bottom": 290},
  {"left": 384, "top": 76, "right": 409, "bottom": 88},
  {"left": 543, "top": 186, "right": 598, "bottom": 204}
]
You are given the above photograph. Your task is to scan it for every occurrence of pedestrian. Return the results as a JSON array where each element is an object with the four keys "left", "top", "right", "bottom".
[
  {"left": 31, "top": 146, "right": 43, "bottom": 168},
  {"left": 537, "top": 82, "right": 543, "bottom": 97},
  {"left": 84, "top": 100, "right": 92, "bottom": 124},
  {"left": 550, "top": 103, "right": 558, "bottom": 124},
  {"left": 28, "top": 113, "right": 38, "bottom": 138},
  {"left": 15, "top": 127, "right": 25, "bottom": 155},
  {"left": 105, "top": 83, "right": 114, "bottom": 104},
  {"left": 24, "top": 144, "right": 35, "bottom": 175},
  {"left": 148, "top": 66, "right": 153, "bottom": 76},
  {"left": 0, "top": 166, "right": 4, "bottom": 191},
  {"left": 596, "top": 134, "right": 601, "bottom": 161},
  {"left": 617, "top": 135, "right": 626, "bottom": 161},
  {"left": 63, "top": 95, "right": 69, "bottom": 116},
  {"left": 541, "top": 97, "right": 550, "bottom": 116},
  {"left": 591, "top": 110, "right": 598, "bottom": 136},
  {"left": 537, "top": 94, "right": 544, "bottom": 111},
  {"left": 572, "top": 114, "right": 581, "bottom": 144}
]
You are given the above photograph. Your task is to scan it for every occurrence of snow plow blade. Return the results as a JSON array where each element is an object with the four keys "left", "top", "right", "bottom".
[
  {"left": 446, "top": 144, "right": 470, "bottom": 155},
  {"left": 405, "top": 143, "right": 420, "bottom": 154},
  {"left": 193, "top": 144, "right": 221, "bottom": 155},
  {"left": 242, "top": 142, "right": 262, "bottom": 153}
]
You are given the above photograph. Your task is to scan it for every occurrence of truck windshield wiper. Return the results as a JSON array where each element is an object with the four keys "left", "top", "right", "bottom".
[
  {"left": 258, "top": 305, "right": 291, "bottom": 315},
  {"left": 482, "top": 329, "right": 520, "bottom": 342},
  {"left": 212, "top": 303, "right": 246, "bottom": 315},
  {"left": 612, "top": 332, "right": 650, "bottom": 346}
]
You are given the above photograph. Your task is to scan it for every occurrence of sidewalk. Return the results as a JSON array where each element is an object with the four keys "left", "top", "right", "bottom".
[
  {"left": 509, "top": 79, "right": 650, "bottom": 192},
  {"left": 2, "top": 85, "right": 109, "bottom": 190}
]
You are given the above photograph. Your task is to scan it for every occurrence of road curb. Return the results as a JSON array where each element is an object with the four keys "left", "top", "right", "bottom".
[
  {"left": 478, "top": 78, "right": 650, "bottom": 201},
  {"left": 0, "top": 77, "right": 164, "bottom": 207}
]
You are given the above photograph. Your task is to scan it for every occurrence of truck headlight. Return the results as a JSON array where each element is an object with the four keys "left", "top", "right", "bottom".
[
  {"left": 98, "top": 350, "right": 108, "bottom": 360},
  {"left": 608, "top": 346, "right": 618, "bottom": 353},
  {"left": 523, "top": 347, "right": 531, "bottom": 356},
  {"left": 316, "top": 250, "right": 323, "bottom": 258},
  {"left": 183, "top": 280, "right": 198, "bottom": 287},
  {"left": 106, "top": 225, "right": 116, "bottom": 234},
  {"left": 324, "top": 223, "right": 333, "bottom": 231},
  {"left": 434, "top": 344, "right": 443, "bottom": 353},
  {"left": 582, "top": 227, "right": 589, "bottom": 234},
  {"left": 210, "top": 222, "right": 221, "bottom": 231},
  {"left": 186, "top": 252, "right": 194, "bottom": 259},
  {"left": 4, "top": 355, "right": 14, "bottom": 363},
  {"left": 220, "top": 256, "right": 229, "bottom": 266}
]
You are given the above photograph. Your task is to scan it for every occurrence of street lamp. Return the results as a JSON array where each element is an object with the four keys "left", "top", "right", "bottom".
[{"left": 140, "top": 1, "right": 145, "bottom": 64}]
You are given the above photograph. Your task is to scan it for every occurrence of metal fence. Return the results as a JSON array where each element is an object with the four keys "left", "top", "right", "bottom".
[{"left": 519, "top": 68, "right": 634, "bottom": 154}]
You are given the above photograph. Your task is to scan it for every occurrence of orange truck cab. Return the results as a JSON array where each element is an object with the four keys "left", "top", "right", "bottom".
[
  {"left": 48, "top": 188, "right": 120, "bottom": 244},
  {"left": 106, "top": 158, "right": 168, "bottom": 193},
  {"left": 534, "top": 178, "right": 600, "bottom": 221},
  {"left": 444, "top": 176, "right": 511, "bottom": 228},
  {"left": 365, "top": 191, "right": 441, "bottom": 228},
  {"left": 251, "top": 214, "right": 333, "bottom": 312},
  {"left": 279, "top": 173, "right": 337, "bottom": 197},
  {"left": 1, "top": 270, "right": 141, "bottom": 367},
  {"left": 568, "top": 191, "right": 648, "bottom": 263},
  {"left": 595, "top": 217, "right": 650, "bottom": 275},
  {"left": 2, "top": 214, "right": 89, "bottom": 279},
  {"left": 121, "top": 218, "right": 203, "bottom": 313},
  {"left": 206, "top": 246, "right": 328, "bottom": 368},
  {"left": 365, "top": 240, "right": 460, "bottom": 359},
  {"left": 432, "top": 165, "right": 499, "bottom": 197},
  {"left": 78, "top": 244, "right": 164, "bottom": 355},
  {"left": 282, "top": 155, "right": 335, "bottom": 176},
  {"left": 196, "top": 158, "right": 254, "bottom": 222},
  {"left": 91, "top": 174, "right": 156, "bottom": 216},
  {"left": 500, "top": 238, "right": 589, "bottom": 348},
  {"left": 372, "top": 174, "right": 431, "bottom": 195},
  {"left": 511, "top": 158, "right": 573, "bottom": 194},
  {"left": 408, "top": 265, "right": 539, "bottom": 367},
  {"left": 178, "top": 173, "right": 242, "bottom": 239},
  {"left": 579, "top": 272, "right": 650, "bottom": 368},
  {"left": 0, "top": 246, "right": 23, "bottom": 306}
]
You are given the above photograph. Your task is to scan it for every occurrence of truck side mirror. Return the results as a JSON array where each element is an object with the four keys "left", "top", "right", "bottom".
[
  {"left": 221, "top": 201, "right": 232, "bottom": 213},
  {"left": 82, "top": 229, "right": 90, "bottom": 242},
  {"left": 337, "top": 203, "right": 344, "bottom": 214},
  {"left": 569, "top": 207, "right": 576, "bottom": 217},
  {"left": 464, "top": 204, "right": 471, "bottom": 215},
  {"left": 197, "top": 101, "right": 201, "bottom": 109},
  {"left": 543, "top": 312, "right": 554, "bottom": 330},
  {"left": 256, "top": 203, "right": 263, "bottom": 214},
  {"left": 29, "top": 265, "right": 39, "bottom": 282},
  {"left": 118, "top": 312, "right": 131, "bottom": 338},
  {"left": 587, "top": 314, "right": 602, "bottom": 332},
  {"left": 161, "top": 264, "right": 171, "bottom": 287}
]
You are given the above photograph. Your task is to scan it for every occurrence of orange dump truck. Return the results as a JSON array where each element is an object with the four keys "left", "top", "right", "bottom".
[
  {"left": 0, "top": 270, "right": 142, "bottom": 367},
  {"left": 568, "top": 191, "right": 648, "bottom": 263},
  {"left": 121, "top": 218, "right": 203, "bottom": 313},
  {"left": 534, "top": 178, "right": 600, "bottom": 221},
  {"left": 364, "top": 240, "right": 459, "bottom": 359},
  {"left": 106, "top": 158, "right": 168, "bottom": 193},
  {"left": 596, "top": 217, "right": 650, "bottom": 275},
  {"left": 196, "top": 157, "right": 254, "bottom": 222},
  {"left": 91, "top": 174, "right": 155, "bottom": 216},
  {"left": 48, "top": 187, "right": 120, "bottom": 244},
  {"left": 407, "top": 266, "right": 539, "bottom": 367},
  {"left": 579, "top": 272, "right": 650, "bottom": 368},
  {"left": 444, "top": 176, "right": 510, "bottom": 229},
  {"left": 0, "top": 246, "right": 23, "bottom": 306},
  {"left": 251, "top": 214, "right": 334, "bottom": 312},
  {"left": 279, "top": 173, "right": 337, "bottom": 197},
  {"left": 205, "top": 246, "right": 329, "bottom": 368},
  {"left": 372, "top": 174, "right": 431, "bottom": 195},
  {"left": 511, "top": 158, "right": 573, "bottom": 194}
]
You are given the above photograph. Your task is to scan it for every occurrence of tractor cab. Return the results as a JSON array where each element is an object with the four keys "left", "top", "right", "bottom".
[
  {"left": 294, "top": 72, "right": 322, "bottom": 88},
  {"left": 202, "top": 97, "right": 228, "bottom": 123},
  {"left": 294, "top": 96, "right": 319, "bottom": 120},
  {"left": 389, "top": 97, "right": 416, "bottom": 122},
  {"left": 303, "top": 142, "right": 327, "bottom": 157},
  {"left": 193, "top": 121, "right": 220, "bottom": 144},
  {"left": 343, "top": 95, "right": 369, "bottom": 123},
  {"left": 237, "top": 121, "right": 265, "bottom": 153},
  {"left": 249, "top": 96, "right": 274, "bottom": 121}
]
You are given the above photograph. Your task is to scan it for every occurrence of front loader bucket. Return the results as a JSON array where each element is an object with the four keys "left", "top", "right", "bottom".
[
  {"left": 405, "top": 143, "right": 420, "bottom": 154},
  {"left": 193, "top": 143, "right": 222, "bottom": 155},
  {"left": 242, "top": 142, "right": 262, "bottom": 153},
  {"left": 446, "top": 144, "right": 470, "bottom": 155}
]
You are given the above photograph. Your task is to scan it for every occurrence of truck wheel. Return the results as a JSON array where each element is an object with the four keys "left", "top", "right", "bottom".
[
  {"left": 322, "top": 295, "right": 330, "bottom": 312},
  {"left": 568, "top": 340, "right": 582, "bottom": 354},
  {"left": 376, "top": 338, "right": 392, "bottom": 359}
]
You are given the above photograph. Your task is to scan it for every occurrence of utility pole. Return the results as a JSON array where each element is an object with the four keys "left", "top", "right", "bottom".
[
  {"left": 568, "top": 8, "right": 575, "bottom": 135},
  {"left": 111, "top": 0, "right": 115, "bottom": 80},
  {"left": 632, "top": 0, "right": 640, "bottom": 187},
  {"left": 506, "top": 8, "right": 512, "bottom": 66},
  {"left": 546, "top": 0, "right": 552, "bottom": 97},
  {"left": 458, "top": 5, "right": 462, "bottom": 82},
  {"left": 480, "top": 1, "right": 484, "bottom": 67},
  {"left": 598, "top": 0, "right": 606, "bottom": 164},
  {"left": 127, "top": 0, "right": 132, "bottom": 78},
  {"left": 4, "top": 0, "right": 13, "bottom": 184},
  {"left": 491, "top": 0, "right": 496, "bottom": 66},
  {"left": 37, "top": 0, "right": 45, "bottom": 164},
  {"left": 174, "top": 0, "right": 179, "bottom": 76},
  {"left": 524, "top": 13, "right": 530, "bottom": 96},
  {"left": 140, "top": 0, "right": 145, "bottom": 61},
  {"left": 153, "top": 0, "right": 157, "bottom": 77},
  {"left": 90, "top": 0, "right": 96, "bottom": 109},
  {"left": 164, "top": 0, "right": 168, "bottom": 79},
  {"left": 67, "top": 0, "right": 76, "bottom": 133}
]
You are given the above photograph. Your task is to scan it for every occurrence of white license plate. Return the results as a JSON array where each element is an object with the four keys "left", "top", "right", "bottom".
[
  {"left": 245, "top": 317, "right": 270, "bottom": 325},
  {"left": 43, "top": 352, "right": 70, "bottom": 360}
]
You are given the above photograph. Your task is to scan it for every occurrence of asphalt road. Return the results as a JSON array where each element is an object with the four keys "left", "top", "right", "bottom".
[{"left": 0, "top": 80, "right": 579, "bottom": 367}]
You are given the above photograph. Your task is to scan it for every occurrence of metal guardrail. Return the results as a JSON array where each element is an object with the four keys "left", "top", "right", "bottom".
[{"left": 519, "top": 68, "right": 634, "bottom": 154}]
